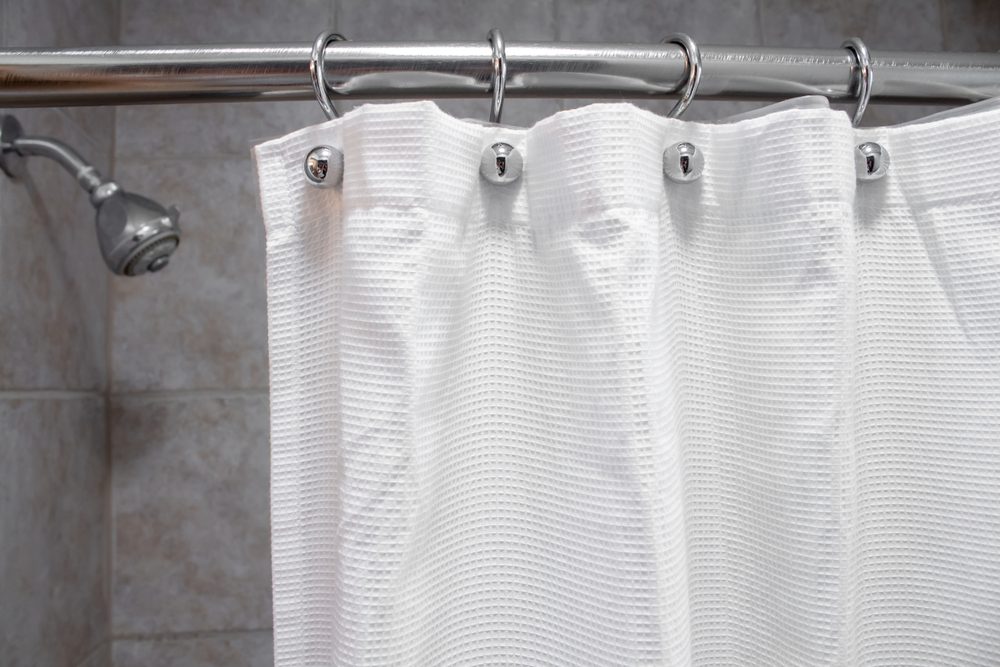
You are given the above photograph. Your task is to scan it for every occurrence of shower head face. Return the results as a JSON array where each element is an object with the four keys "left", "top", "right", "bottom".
[{"left": 94, "top": 189, "right": 180, "bottom": 276}]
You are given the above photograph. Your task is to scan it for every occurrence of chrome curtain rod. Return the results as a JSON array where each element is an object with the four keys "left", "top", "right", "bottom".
[{"left": 1, "top": 42, "right": 999, "bottom": 107}]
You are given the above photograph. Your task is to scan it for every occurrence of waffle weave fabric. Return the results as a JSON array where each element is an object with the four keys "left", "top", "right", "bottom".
[{"left": 254, "top": 100, "right": 1000, "bottom": 667}]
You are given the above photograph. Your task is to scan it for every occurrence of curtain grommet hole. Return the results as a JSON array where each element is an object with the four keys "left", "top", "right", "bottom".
[
  {"left": 480, "top": 142, "right": 522, "bottom": 184},
  {"left": 664, "top": 142, "right": 704, "bottom": 183},
  {"left": 304, "top": 145, "right": 343, "bottom": 187},
  {"left": 855, "top": 142, "right": 890, "bottom": 181}
]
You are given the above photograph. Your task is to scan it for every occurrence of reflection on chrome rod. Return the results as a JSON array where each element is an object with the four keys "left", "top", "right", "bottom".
[{"left": 0, "top": 42, "right": 998, "bottom": 107}]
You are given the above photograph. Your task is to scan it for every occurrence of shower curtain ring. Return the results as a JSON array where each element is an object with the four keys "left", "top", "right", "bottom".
[
  {"left": 487, "top": 28, "right": 508, "bottom": 123},
  {"left": 663, "top": 33, "right": 702, "bottom": 118},
  {"left": 842, "top": 37, "right": 873, "bottom": 127},
  {"left": 310, "top": 30, "right": 347, "bottom": 120}
]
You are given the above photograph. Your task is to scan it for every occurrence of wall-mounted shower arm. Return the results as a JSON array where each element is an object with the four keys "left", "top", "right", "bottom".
[
  {"left": 3, "top": 134, "right": 109, "bottom": 201},
  {"left": 0, "top": 43, "right": 998, "bottom": 107}
]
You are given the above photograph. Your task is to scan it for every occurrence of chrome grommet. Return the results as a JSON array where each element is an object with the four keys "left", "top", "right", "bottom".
[
  {"left": 663, "top": 141, "right": 704, "bottom": 183},
  {"left": 304, "top": 145, "right": 343, "bottom": 187},
  {"left": 855, "top": 141, "right": 889, "bottom": 181},
  {"left": 480, "top": 142, "right": 522, "bottom": 184}
]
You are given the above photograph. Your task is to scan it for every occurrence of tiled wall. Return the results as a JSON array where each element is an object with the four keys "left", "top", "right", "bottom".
[
  {"left": 0, "top": 0, "right": 117, "bottom": 666},
  {"left": 3, "top": 1, "right": 994, "bottom": 666}
]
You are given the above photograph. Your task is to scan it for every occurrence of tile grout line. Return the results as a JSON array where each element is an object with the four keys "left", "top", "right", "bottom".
[
  {"left": 109, "top": 387, "right": 270, "bottom": 400},
  {"left": 106, "top": 26, "right": 119, "bottom": 656},
  {"left": 0, "top": 389, "right": 104, "bottom": 400},
  {"left": 71, "top": 638, "right": 110, "bottom": 667},
  {"left": 113, "top": 627, "right": 273, "bottom": 642},
  {"left": 109, "top": 0, "right": 123, "bottom": 648}
]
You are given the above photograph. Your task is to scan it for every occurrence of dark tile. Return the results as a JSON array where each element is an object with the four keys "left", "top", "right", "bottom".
[
  {"left": 110, "top": 157, "right": 268, "bottom": 391},
  {"left": 941, "top": 0, "right": 1000, "bottom": 51},
  {"left": 760, "top": 0, "right": 942, "bottom": 49},
  {"left": 338, "top": 0, "right": 555, "bottom": 41},
  {"left": 111, "top": 395, "right": 271, "bottom": 634},
  {"left": 120, "top": 0, "right": 332, "bottom": 45},
  {"left": 116, "top": 103, "right": 322, "bottom": 159},
  {"left": 0, "top": 397, "right": 109, "bottom": 667},
  {"left": 556, "top": 0, "right": 762, "bottom": 44},
  {"left": 0, "top": 109, "right": 109, "bottom": 390},
  {"left": 112, "top": 631, "right": 272, "bottom": 667}
]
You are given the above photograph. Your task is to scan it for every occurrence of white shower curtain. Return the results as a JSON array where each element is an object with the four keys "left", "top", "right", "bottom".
[{"left": 254, "top": 100, "right": 1000, "bottom": 667}]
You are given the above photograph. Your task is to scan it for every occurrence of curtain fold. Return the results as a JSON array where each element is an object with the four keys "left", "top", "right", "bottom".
[{"left": 255, "top": 100, "right": 1000, "bottom": 667}]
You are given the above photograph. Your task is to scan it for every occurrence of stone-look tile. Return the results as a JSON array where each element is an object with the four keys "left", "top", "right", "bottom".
[
  {"left": 760, "top": 0, "right": 943, "bottom": 49},
  {"left": 111, "top": 395, "right": 271, "bottom": 634},
  {"left": 0, "top": 108, "right": 109, "bottom": 390},
  {"left": 116, "top": 102, "right": 322, "bottom": 159},
  {"left": 556, "top": 0, "right": 762, "bottom": 44},
  {"left": 120, "top": 0, "right": 331, "bottom": 44},
  {"left": 0, "top": 397, "right": 109, "bottom": 667},
  {"left": 55, "top": 108, "right": 116, "bottom": 158},
  {"left": 337, "top": 0, "right": 555, "bottom": 40},
  {"left": 760, "top": 0, "right": 947, "bottom": 126},
  {"left": 112, "top": 631, "right": 273, "bottom": 667},
  {"left": 0, "top": 0, "right": 115, "bottom": 390},
  {"left": 941, "top": 0, "right": 1000, "bottom": 51},
  {"left": 110, "top": 157, "right": 268, "bottom": 391},
  {"left": 76, "top": 642, "right": 112, "bottom": 667},
  {"left": 5, "top": 0, "right": 116, "bottom": 47}
]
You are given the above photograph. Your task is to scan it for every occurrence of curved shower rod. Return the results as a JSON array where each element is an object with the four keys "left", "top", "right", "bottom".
[{"left": 0, "top": 42, "right": 998, "bottom": 107}]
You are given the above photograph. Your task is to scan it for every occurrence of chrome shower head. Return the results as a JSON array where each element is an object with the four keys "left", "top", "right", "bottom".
[
  {"left": 93, "top": 186, "right": 180, "bottom": 275},
  {"left": 0, "top": 114, "right": 181, "bottom": 276}
]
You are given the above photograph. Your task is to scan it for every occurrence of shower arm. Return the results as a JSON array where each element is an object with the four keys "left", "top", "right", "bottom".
[
  {"left": 0, "top": 43, "right": 998, "bottom": 107},
  {"left": 0, "top": 134, "right": 115, "bottom": 201},
  {"left": 0, "top": 116, "right": 120, "bottom": 204}
]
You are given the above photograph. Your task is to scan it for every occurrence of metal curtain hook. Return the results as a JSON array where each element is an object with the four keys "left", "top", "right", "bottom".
[
  {"left": 663, "top": 33, "right": 702, "bottom": 118},
  {"left": 842, "top": 37, "right": 873, "bottom": 127},
  {"left": 310, "top": 30, "right": 347, "bottom": 120},
  {"left": 488, "top": 28, "right": 508, "bottom": 123}
]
